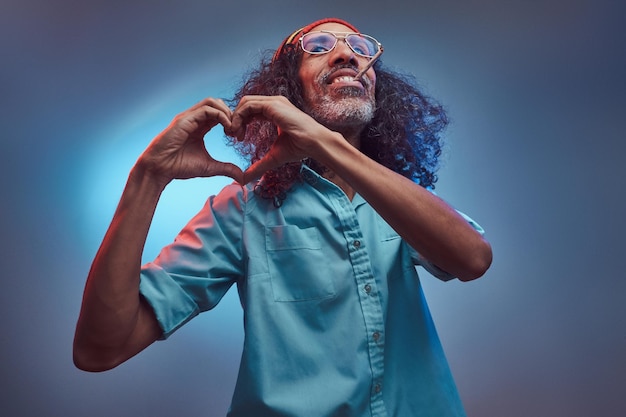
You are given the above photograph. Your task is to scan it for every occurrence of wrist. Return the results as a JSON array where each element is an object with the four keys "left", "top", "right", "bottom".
[
  {"left": 309, "top": 130, "right": 350, "bottom": 163},
  {"left": 128, "top": 161, "right": 170, "bottom": 194},
  {"left": 313, "top": 131, "right": 361, "bottom": 169}
]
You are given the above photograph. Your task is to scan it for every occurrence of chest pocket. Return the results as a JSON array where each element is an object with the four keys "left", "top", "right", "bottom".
[{"left": 266, "top": 225, "right": 336, "bottom": 302}]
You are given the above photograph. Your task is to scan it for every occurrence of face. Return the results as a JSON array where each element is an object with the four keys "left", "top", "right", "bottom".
[{"left": 298, "top": 22, "right": 377, "bottom": 131}]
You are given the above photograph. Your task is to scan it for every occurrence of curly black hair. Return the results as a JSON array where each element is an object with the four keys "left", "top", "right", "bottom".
[{"left": 227, "top": 44, "right": 448, "bottom": 205}]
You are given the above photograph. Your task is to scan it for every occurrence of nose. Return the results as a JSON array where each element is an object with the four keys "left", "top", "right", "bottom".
[{"left": 328, "top": 39, "right": 359, "bottom": 66}]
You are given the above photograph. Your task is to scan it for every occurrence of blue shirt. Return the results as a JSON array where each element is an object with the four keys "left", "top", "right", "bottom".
[{"left": 140, "top": 166, "right": 483, "bottom": 417}]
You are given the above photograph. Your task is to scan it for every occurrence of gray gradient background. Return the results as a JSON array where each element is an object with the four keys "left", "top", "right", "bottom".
[{"left": 1, "top": 0, "right": 625, "bottom": 416}]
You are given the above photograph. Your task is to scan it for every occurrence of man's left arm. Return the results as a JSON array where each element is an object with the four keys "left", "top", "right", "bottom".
[
  {"left": 229, "top": 95, "right": 492, "bottom": 281},
  {"left": 317, "top": 136, "right": 492, "bottom": 281}
]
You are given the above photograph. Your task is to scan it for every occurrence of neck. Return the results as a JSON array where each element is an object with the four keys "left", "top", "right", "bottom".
[{"left": 323, "top": 170, "right": 356, "bottom": 201}]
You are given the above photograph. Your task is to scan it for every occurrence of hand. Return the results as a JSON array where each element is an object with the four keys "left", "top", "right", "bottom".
[
  {"left": 138, "top": 98, "right": 243, "bottom": 186},
  {"left": 228, "top": 95, "right": 332, "bottom": 184}
]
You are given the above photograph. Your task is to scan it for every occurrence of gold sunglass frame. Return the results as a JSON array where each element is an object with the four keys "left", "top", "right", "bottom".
[{"left": 298, "top": 31, "right": 384, "bottom": 81}]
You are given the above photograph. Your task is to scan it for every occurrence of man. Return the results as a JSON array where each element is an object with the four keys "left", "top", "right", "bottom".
[{"left": 74, "top": 17, "right": 492, "bottom": 417}]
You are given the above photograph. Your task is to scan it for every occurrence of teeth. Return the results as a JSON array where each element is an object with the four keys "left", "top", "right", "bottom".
[{"left": 332, "top": 76, "right": 355, "bottom": 83}]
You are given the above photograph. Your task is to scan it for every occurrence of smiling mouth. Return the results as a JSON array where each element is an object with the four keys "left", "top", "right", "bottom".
[
  {"left": 331, "top": 76, "right": 358, "bottom": 84},
  {"left": 322, "top": 66, "right": 365, "bottom": 87}
]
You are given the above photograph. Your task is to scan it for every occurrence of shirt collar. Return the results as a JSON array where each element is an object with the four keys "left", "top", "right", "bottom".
[{"left": 300, "top": 163, "right": 367, "bottom": 208}]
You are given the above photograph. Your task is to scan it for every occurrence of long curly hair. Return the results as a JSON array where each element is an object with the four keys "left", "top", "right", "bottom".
[{"left": 227, "top": 44, "right": 448, "bottom": 205}]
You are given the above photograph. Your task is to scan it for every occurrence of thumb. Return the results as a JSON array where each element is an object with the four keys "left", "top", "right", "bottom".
[
  {"left": 205, "top": 161, "right": 244, "bottom": 184},
  {"left": 241, "top": 153, "right": 281, "bottom": 185}
]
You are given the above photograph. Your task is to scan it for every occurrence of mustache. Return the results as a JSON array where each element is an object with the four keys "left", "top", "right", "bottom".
[{"left": 319, "top": 64, "right": 373, "bottom": 88}]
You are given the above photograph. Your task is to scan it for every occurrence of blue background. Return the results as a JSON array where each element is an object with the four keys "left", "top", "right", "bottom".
[{"left": 1, "top": 0, "right": 625, "bottom": 415}]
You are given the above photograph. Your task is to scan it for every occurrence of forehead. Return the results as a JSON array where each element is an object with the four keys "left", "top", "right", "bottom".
[{"left": 307, "top": 22, "right": 356, "bottom": 34}]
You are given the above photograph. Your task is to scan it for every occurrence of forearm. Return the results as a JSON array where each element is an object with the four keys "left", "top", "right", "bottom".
[
  {"left": 316, "top": 134, "right": 492, "bottom": 281},
  {"left": 73, "top": 98, "right": 244, "bottom": 370},
  {"left": 231, "top": 94, "right": 491, "bottom": 279},
  {"left": 74, "top": 164, "right": 165, "bottom": 370}
]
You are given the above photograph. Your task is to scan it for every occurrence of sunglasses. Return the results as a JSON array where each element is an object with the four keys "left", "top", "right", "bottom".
[{"left": 299, "top": 31, "right": 384, "bottom": 80}]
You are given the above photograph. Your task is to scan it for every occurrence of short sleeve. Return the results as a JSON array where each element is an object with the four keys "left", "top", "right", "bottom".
[
  {"left": 139, "top": 183, "right": 246, "bottom": 339},
  {"left": 410, "top": 210, "right": 485, "bottom": 282}
]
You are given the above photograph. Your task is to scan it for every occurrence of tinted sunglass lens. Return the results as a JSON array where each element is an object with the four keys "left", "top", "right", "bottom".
[
  {"left": 302, "top": 33, "right": 336, "bottom": 54},
  {"left": 347, "top": 35, "right": 378, "bottom": 57}
]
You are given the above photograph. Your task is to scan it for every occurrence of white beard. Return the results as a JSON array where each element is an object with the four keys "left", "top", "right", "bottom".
[{"left": 307, "top": 90, "right": 376, "bottom": 131}]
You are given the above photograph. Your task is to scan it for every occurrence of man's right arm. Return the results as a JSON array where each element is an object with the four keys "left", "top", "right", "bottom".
[
  {"left": 73, "top": 98, "right": 242, "bottom": 372},
  {"left": 73, "top": 166, "right": 165, "bottom": 372}
]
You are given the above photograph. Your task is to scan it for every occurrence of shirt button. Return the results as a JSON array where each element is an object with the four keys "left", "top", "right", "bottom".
[
  {"left": 353, "top": 240, "right": 361, "bottom": 248},
  {"left": 374, "top": 383, "right": 382, "bottom": 393},
  {"left": 373, "top": 331, "right": 380, "bottom": 341},
  {"left": 364, "top": 284, "right": 372, "bottom": 294}
]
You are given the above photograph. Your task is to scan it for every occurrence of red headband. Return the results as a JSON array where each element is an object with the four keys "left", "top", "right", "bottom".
[{"left": 272, "top": 18, "right": 360, "bottom": 61}]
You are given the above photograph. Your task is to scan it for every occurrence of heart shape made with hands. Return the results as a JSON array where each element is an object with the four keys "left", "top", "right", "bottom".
[
  {"left": 167, "top": 95, "right": 317, "bottom": 187},
  {"left": 220, "top": 98, "right": 311, "bottom": 185}
]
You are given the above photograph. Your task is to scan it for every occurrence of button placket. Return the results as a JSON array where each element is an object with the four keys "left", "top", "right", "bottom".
[{"left": 332, "top": 191, "right": 388, "bottom": 417}]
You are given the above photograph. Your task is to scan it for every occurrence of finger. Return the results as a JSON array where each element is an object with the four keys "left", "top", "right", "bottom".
[
  {"left": 228, "top": 96, "right": 277, "bottom": 139},
  {"left": 183, "top": 104, "right": 232, "bottom": 138},
  {"left": 242, "top": 152, "right": 282, "bottom": 185},
  {"left": 210, "top": 98, "right": 233, "bottom": 117},
  {"left": 179, "top": 98, "right": 233, "bottom": 133},
  {"left": 188, "top": 97, "right": 232, "bottom": 117},
  {"left": 205, "top": 161, "right": 244, "bottom": 185}
]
